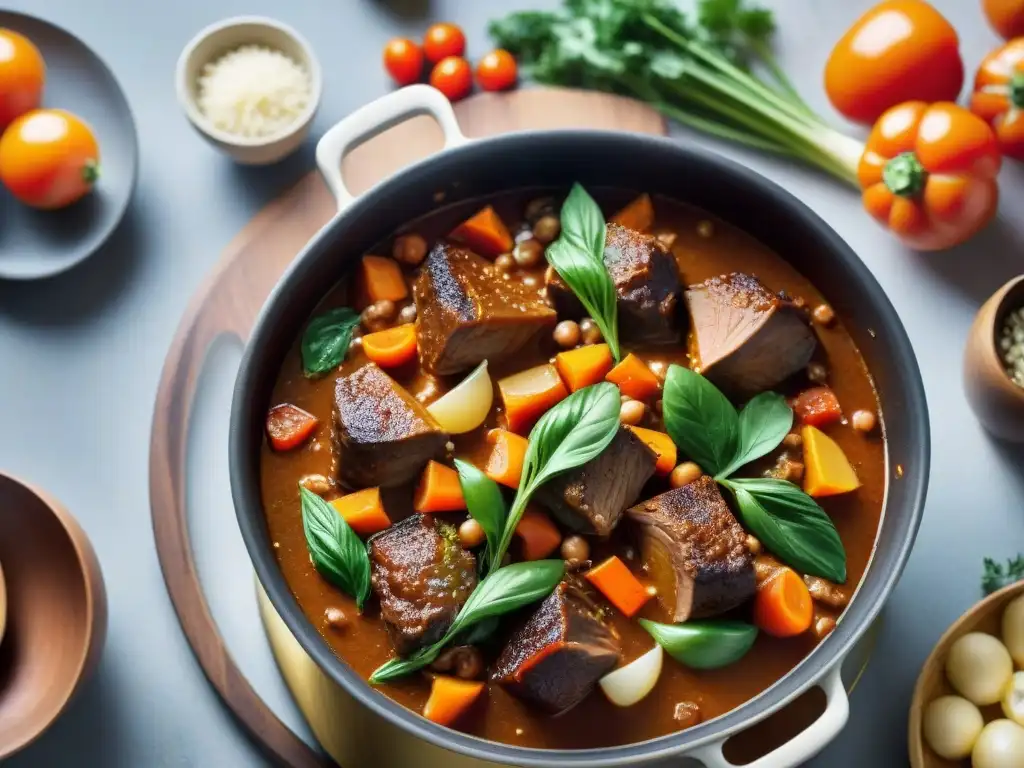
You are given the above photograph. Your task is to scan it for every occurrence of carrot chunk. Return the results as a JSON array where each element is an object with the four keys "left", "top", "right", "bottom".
[
  {"left": 329, "top": 488, "right": 391, "bottom": 536},
  {"left": 625, "top": 425, "right": 677, "bottom": 476},
  {"left": 611, "top": 193, "right": 655, "bottom": 233},
  {"left": 362, "top": 323, "right": 418, "bottom": 368},
  {"left": 498, "top": 364, "right": 569, "bottom": 434},
  {"left": 605, "top": 353, "right": 661, "bottom": 401},
  {"left": 414, "top": 460, "right": 467, "bottom": 513},
  {"left": 357, "top": 255, "right": 408, "bottom": 307},
  {"left": 266, "top": 403, "right": 319, "bottom": 451},
  {"left": 555, "top": 343, "right": 614, "bottom": 393},
  {"left": 515, "top": 507, "right": 562, "bottom": 560},
  {"left": 484, "top": 429, "right": 529, "bottom": 489},
  {"left": 584, "top": 556, "right": 652, "bottom": 617},
  {"left": 422, "top": 676, "right": 485, "bottom": 727},
  {"left": 802, "top": 425, "right": 860, "bottom": 497},
  {"left": 753, "top": 567, "right": 813, "bottom": 637},
  {"left": 449, "top": 205, "right": 514, "bottom": 258},
  {"left": 791, "top": 387, "right": 842, "bottom": 427}
]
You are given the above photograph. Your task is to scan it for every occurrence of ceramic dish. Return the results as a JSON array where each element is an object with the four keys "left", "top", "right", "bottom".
[
  {"left": 0, "top": 472, "right": 107, "bottom": 760},
  {"left": 0, "top": 11, "right": 138, "bottom": 281}
]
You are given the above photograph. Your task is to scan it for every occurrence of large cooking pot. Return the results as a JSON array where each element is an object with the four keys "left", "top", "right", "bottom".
[{"left": 230, "top": 85, "right": 929, "bottom": 768}]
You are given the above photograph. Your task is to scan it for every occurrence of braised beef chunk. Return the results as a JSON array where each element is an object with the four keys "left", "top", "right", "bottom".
[
  {"left": 685, "top": 272, "right": 816, "bottom": 398},
  {"left": 370, "top": 514, "right": 477, "bottom": 656},
  {"left": 627, "top": 476, "right": 754, "bottom": 622},
  {"left": 414, "top": 242, "right": 557, "bottom": 375},
  {"left": 545, "top": 223, "right": 683, "bottom": 345},
  {"left": 333, "top": 363, "right": 448, "bottom": 489},
  {"left": 493, "top": 578, "right": 620, "bottom": 714},
  {"left": 534, "top": 427, "right": 657, "bottom": 537}
]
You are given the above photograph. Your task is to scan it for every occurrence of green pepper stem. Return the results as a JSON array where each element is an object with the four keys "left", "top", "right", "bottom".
[
  {"left": 882, "top": 152, "right": 927, "bottom": 198},
  {"left": 82, "top": 159, "right": 100, "bottom": 185},
  {"left": 1011, "top": 72, "right": 1024, "bottom": 110}
]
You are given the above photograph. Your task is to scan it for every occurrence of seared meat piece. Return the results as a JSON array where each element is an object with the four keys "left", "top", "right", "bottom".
[
  {"left": 369, "top": 514, "right": 477, "bottom": 656},
  {"left": 413, "top": 242, "right": 557, "bottom": 375},
  {"left": 627, "top": 476, "right": 754, "bottom": 622},
  {"left": 685, "top": 272, "right": 816, "bottom": 398},
  {"left": 333, "top": 363, "right": 448, "bottom": 489},
  {"left": 493, "top": 578, "right": 620, "bottom": 714},
  {"left": 545, "top": 223, "right": 683, "bottom": 345},
  {"left": 534, "top": 427, "right": 657, "bottom": 537}
]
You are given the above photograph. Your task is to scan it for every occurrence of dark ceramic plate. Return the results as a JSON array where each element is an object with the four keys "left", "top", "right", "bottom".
[{"left": 0, "top": 11, "right": 138, "bottom": 280}]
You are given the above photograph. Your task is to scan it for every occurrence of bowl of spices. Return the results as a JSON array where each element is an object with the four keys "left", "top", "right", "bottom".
[
  {"left": 176, "top": 16, "right": 321, "bottom": 165},
  {"left": 964, "top": 275, "right": 1024, "bottom": 442}
]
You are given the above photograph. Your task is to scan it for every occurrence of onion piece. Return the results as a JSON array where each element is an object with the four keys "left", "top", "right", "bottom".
[
  {"left": 945, "top": 632, "right": 1014, "bottom": 706},
  {"left": 599, "top": 645, "right": 663, "bottom": 707},
  {"left": 922, "top": 695, "right": 984, "bottom": 760},
  {"left": 1003, "top": 594, "right": 1024, "bottom": 668},
  {"left": 427, "top": 361, "right": 493, "bottom": 434},
  {"left": 1003, "top": 671, "right": 1024, "bottom": 726},
  {"left": 972, "top": 719, "right": 1024, "bottom": 768}
]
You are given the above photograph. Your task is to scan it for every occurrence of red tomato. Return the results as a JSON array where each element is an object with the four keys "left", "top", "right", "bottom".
[
  {"left": 983, "top": 0, "right": 1024, "bottom": 39},
  {"left": 430, "top": 56, "right": 472, "bottom": 102},
  {"left": 476, "top": 49, "right": 518, "bottom": 92},
  {"left": 858, "top": 101, "right": 1002, "bottom": 251},
  {"left": 970, "top": 38, "right": 1024, "bottom": 161},
  {"left": 423, "top": 23, "right": 465, "bottom": 64},
  {"left": 0, "top": 28, "right": 46, "bottom": 129},
  {"left": 266, "top": 404, "right": 319, "bottom": 451},
  {"left": 383, "top": 38, "right": 423, "bottom": 86},
  {"left": 824, "top": 0, "right": 963, "bottom": 124}
]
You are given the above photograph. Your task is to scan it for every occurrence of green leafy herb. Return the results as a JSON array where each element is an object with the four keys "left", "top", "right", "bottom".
[
  {"left": 455, "top": 458, "right": 507, "bottom": 573},
  {"left": 369, "top": 560, "right": 565, "bottom": 684},
  {"left": 982, "top": 555, "right": 1024, "bottom": 595},
  {"left": 720, "top": 391, "right": 793, "bottom": 478},
  {"left": 299, "top": 486, "right": 372, "bottom": 611},
  {"left": 547, "top": 184, "right": 620, "bottom": 360},
  {"left": 491, "top": 382, "right": 621, "bottom": 572},
  {"left": 662, "top": 365, "right": 739, "bottom": 476},
  {"left": 639, "top": 619, "right": 758, "bottom": 669},
  {"left": 722, "top": 477, "right": 846, "bottom": 583},
  {"left": 301, "top": 307, "right": 361, "bottom": 377}
]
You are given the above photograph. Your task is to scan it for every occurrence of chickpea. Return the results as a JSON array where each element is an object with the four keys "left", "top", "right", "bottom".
[
  {"left": 553, "top": 320, "right": 581, "bottom": 348},
  {"left": 561, "top": 535, "right": 590, "bottom": 563},
  {"left": 300, "top": 474, "right": 332, "bottom": 496},
  {"left": 804, "top": 575, "right": 850, "bottom": 609},
  {"left": 392, "top": 234, "right": 428, "bottom": 267},
  {"left": 579, "top": 317, "right": 603, "bottom": 345},
  {"left": 806, "top": 362, "right": 828, "bottom": 384},
  {"left": 851, "top": 409, "right": 877, "bottom": 433},
  {"left": 782, "top": 432, "right": 803, "bottom": 449},
  {"left": 349, "top": 335, "right": 362, "bottom": 354},
  {"left": 670, "top": 461, "right": 702, "bottom": 488},
  {"left": 458, "top": 518, "right": 486, "bottom": 549},
  {"left": 362, "top": 299, "right": 396, "bottom": 332},
  {"left": 524, "top": 196, "right": 555, "bottom": 223},
  {"left": 619, "top": 399, "right": 646, "bottom": 425},
  {"left": 813, "top": 615, "right": 837, "bottom": 640},
  {"left": 533, "top": 215, "right": 561, "bottom": 245},
  {"left": 323, "top": 607, "right": 348, "bottom": 630},
  {"left": 745, "top": 535, "right": 762, "bottom": 555},
  {"left": 514, "top": 238, "right": 544, "bottom": 268},
  {"left": 812, "top": 303, "right": 835, "bottom": 326},
  {"left": 494, "top": 253, "right": 516, "bottom": 273},
  {"left": 398, "top": 303, "right": 417, "bottom": 325},
  {"left": 453, "top": 646, "right": 484, "bottom": 679}
]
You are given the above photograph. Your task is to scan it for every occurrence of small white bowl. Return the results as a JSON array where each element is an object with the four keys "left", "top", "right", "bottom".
[{"left": 175, "top": 16, "right": 322, "bottom": 165}]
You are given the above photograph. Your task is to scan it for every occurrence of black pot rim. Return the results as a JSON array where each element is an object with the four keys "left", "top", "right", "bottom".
[{"left": 230, "top": 130, "right": 930, "bottom": 767}]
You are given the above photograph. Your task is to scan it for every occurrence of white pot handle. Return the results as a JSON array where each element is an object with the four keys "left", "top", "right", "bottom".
[
  {"left": 315, "top": 84, "right": 468, "bottom": 212},
  {"left": 693, "top": 663, "right": 849, "bottom": 768}
]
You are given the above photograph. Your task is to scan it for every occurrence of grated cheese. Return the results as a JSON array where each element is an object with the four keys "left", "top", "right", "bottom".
[{"left": 196, "top": 45, "right": 311, "bottom": 139}]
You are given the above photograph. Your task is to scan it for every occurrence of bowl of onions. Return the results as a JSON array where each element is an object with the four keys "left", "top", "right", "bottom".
[{"left": 910, "top": 582, "right": 1024, "bottom": 768}]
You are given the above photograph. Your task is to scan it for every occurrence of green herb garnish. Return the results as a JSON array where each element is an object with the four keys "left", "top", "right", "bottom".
[
  {"left": 300, "top": 307, "right": 361, "bottom": 377},
  {"left": 982, "top": 555, "right": 1024, "bottom": 595},
  {"left": 369, "top": 560, "right": 565, "bottom": 684},
  {"left": 455, "top": 458, "right": 508, "bottom": 571},
  {"left": 640, "top": 619, "right": 758, "bottom": 669},
  {"left": 546, "top": 184, "right": 621, "bottom": 361},
  {"left": 299, "top": 486, "right": 372, "bottom": 611}
]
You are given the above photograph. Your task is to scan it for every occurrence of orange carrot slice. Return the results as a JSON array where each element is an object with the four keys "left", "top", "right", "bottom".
[
  {"left": 362, "top": 323, "right": 418, "bottom": 368},
  {"left": 329, "top": 488, "right": 391, "bottom": 536},
  {"left": 498, "top": 364, "right": 569, "bottom": 434},
  {"left": 606, "top": 353, "right": 661, "bottom": 401},
  {"left": 266, "top": 403, "right": 319, "bottom": 451},
  {"left": 449, "top": 205, "right": 514, "bottom": 258},
  {"left": 422, "top": 676, "right": 485, "bottom": 727},
  {"left": 357, "top": 255, "right": 408, "bottom": 307},
  {"left": 585, "top": 556, "right": 652, "bottom": 617},
  {"left": 802, "top": 425, "right": 860, "bottom": 497},
  {"left": 414, "top": 460, "right": 467, "bottom": 513},
  {"left": 555, "top": 343, "right": 614, "bottom": 393},
  {"left": 484, "top": 429, "right": 529, "bottom": 489},
  {"left": 626, "top": 425, "right": 677, "bottom": 476},
  {"left": 515, "top": 507, "right": 562, "bottom": 560},
  {"left": 753, "top": 568, "right": 813, "bottom": 637},
  {"left": 611, "top": 193, "right": 655, "bottom": 232}
]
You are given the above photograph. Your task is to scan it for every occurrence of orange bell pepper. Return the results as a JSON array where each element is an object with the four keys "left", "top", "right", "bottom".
[
  {"left": 970, "top": 38, "right": 1024, "bottom": 162},
  {"left": 983, "top": 0, "right": 1024, "bottom": 40},
  {"left": 858, "top": 101, "right": 1002, "bottom": 251},
  {"left": 414, "top": 461, "right": 466, "bottom": 513}
]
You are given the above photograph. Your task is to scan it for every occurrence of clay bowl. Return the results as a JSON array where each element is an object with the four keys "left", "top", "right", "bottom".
[
  {"left": 964, "top": 275, "right": 1024, "bottom": 442},
  {"left": 0, "top": 472, "right": 107, "bottom": 760},
  {"left": 908, "top": 580, "right": 1024, "bottom": 767}
]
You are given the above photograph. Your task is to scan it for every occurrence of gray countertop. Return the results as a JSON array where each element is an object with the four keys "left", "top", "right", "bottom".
[{"left": 1, "top": 0, "right": 1022, "bottom": 765}]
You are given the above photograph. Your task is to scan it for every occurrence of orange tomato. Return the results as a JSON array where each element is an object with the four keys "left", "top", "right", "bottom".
[
  {"left": 383, "top": 38, "right": 423, "bottom": 86},
  {"left": 0, "top": 29, "right": 45, "bottom": 129},
  {"left": 858, "top": 101, "right": 1001, "bottom": 251},
  {"left": 970, "top": 38, "right": 1024, "bottom": 161},
  {"left": 476, "top": 50, "right": 517, "bottom": 92},
  {"left": 984, "top": 0, "right": 1024, "bottom": 39},
  {"left": 824, "top": 0, "right": 963, "bottom": 125},
  {"left": 0, "top": 109, "right": 100, "bottom": 210},
  {"left": 423, "top": 23, "right": 465, "bottom": 64},
  {"left": 429, "top": 56, "right": 472, "bottom": 102}
]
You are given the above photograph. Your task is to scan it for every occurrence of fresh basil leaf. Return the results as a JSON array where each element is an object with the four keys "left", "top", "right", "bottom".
[
  {"left": 299, "top": 486, "right": 372, "bottom": 611},
  {"left": 559, "top": 182, "right": 606, "bottom": 264},
  {"left": 453, "top": 616, "right": 501, "bottom": 646},
  {"left": 662, "top": 365, "right": 739, "bottom": 476},
  {"left": 722, "top": 477, "right": 847, "bottom": 583},
  {"left": 455, "top": 459, "right": 507, "bottom": 570},
  {"left": 639, "top": 619, "right": 758, "bottom": 670},
  {"left": 301, "top": 307, "right": 361, "bottom": 377},
  {"left": 369, "top": 560, "right": 564, "bottom": 684},
  {"left": 718, "top": 392, "right": 793, "bottom": 478}
]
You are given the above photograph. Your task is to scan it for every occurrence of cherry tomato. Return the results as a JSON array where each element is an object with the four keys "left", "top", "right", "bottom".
[
  {"left": 984, "top": 0, "right": 1024, "bottom": 39},
  {"left": 0, "top": 109, "right": 100, "bottom": 210},
  {"left": 430, "top": 56, "right": 472, "bottom": 102},
  {"left": 858, "top": 101, "right": 1001, "bottom": 251},
  {"left": 476, "top": 49, "right": 518, "bottom": 92},
  {"left": 383, "top": 37, "right": 423, "bottom": 86},
  {"left": 825, "top": 0, "right": 963, "bottom": 125},
  {"left": 423, "top": 23, "right": 465, "bottom": 64},
  {"left": 971, "top": 39, "right": 1024, "bottom": 161},
  {"left": 0, "top": 29, "right": 45, "bottom": 130}
]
